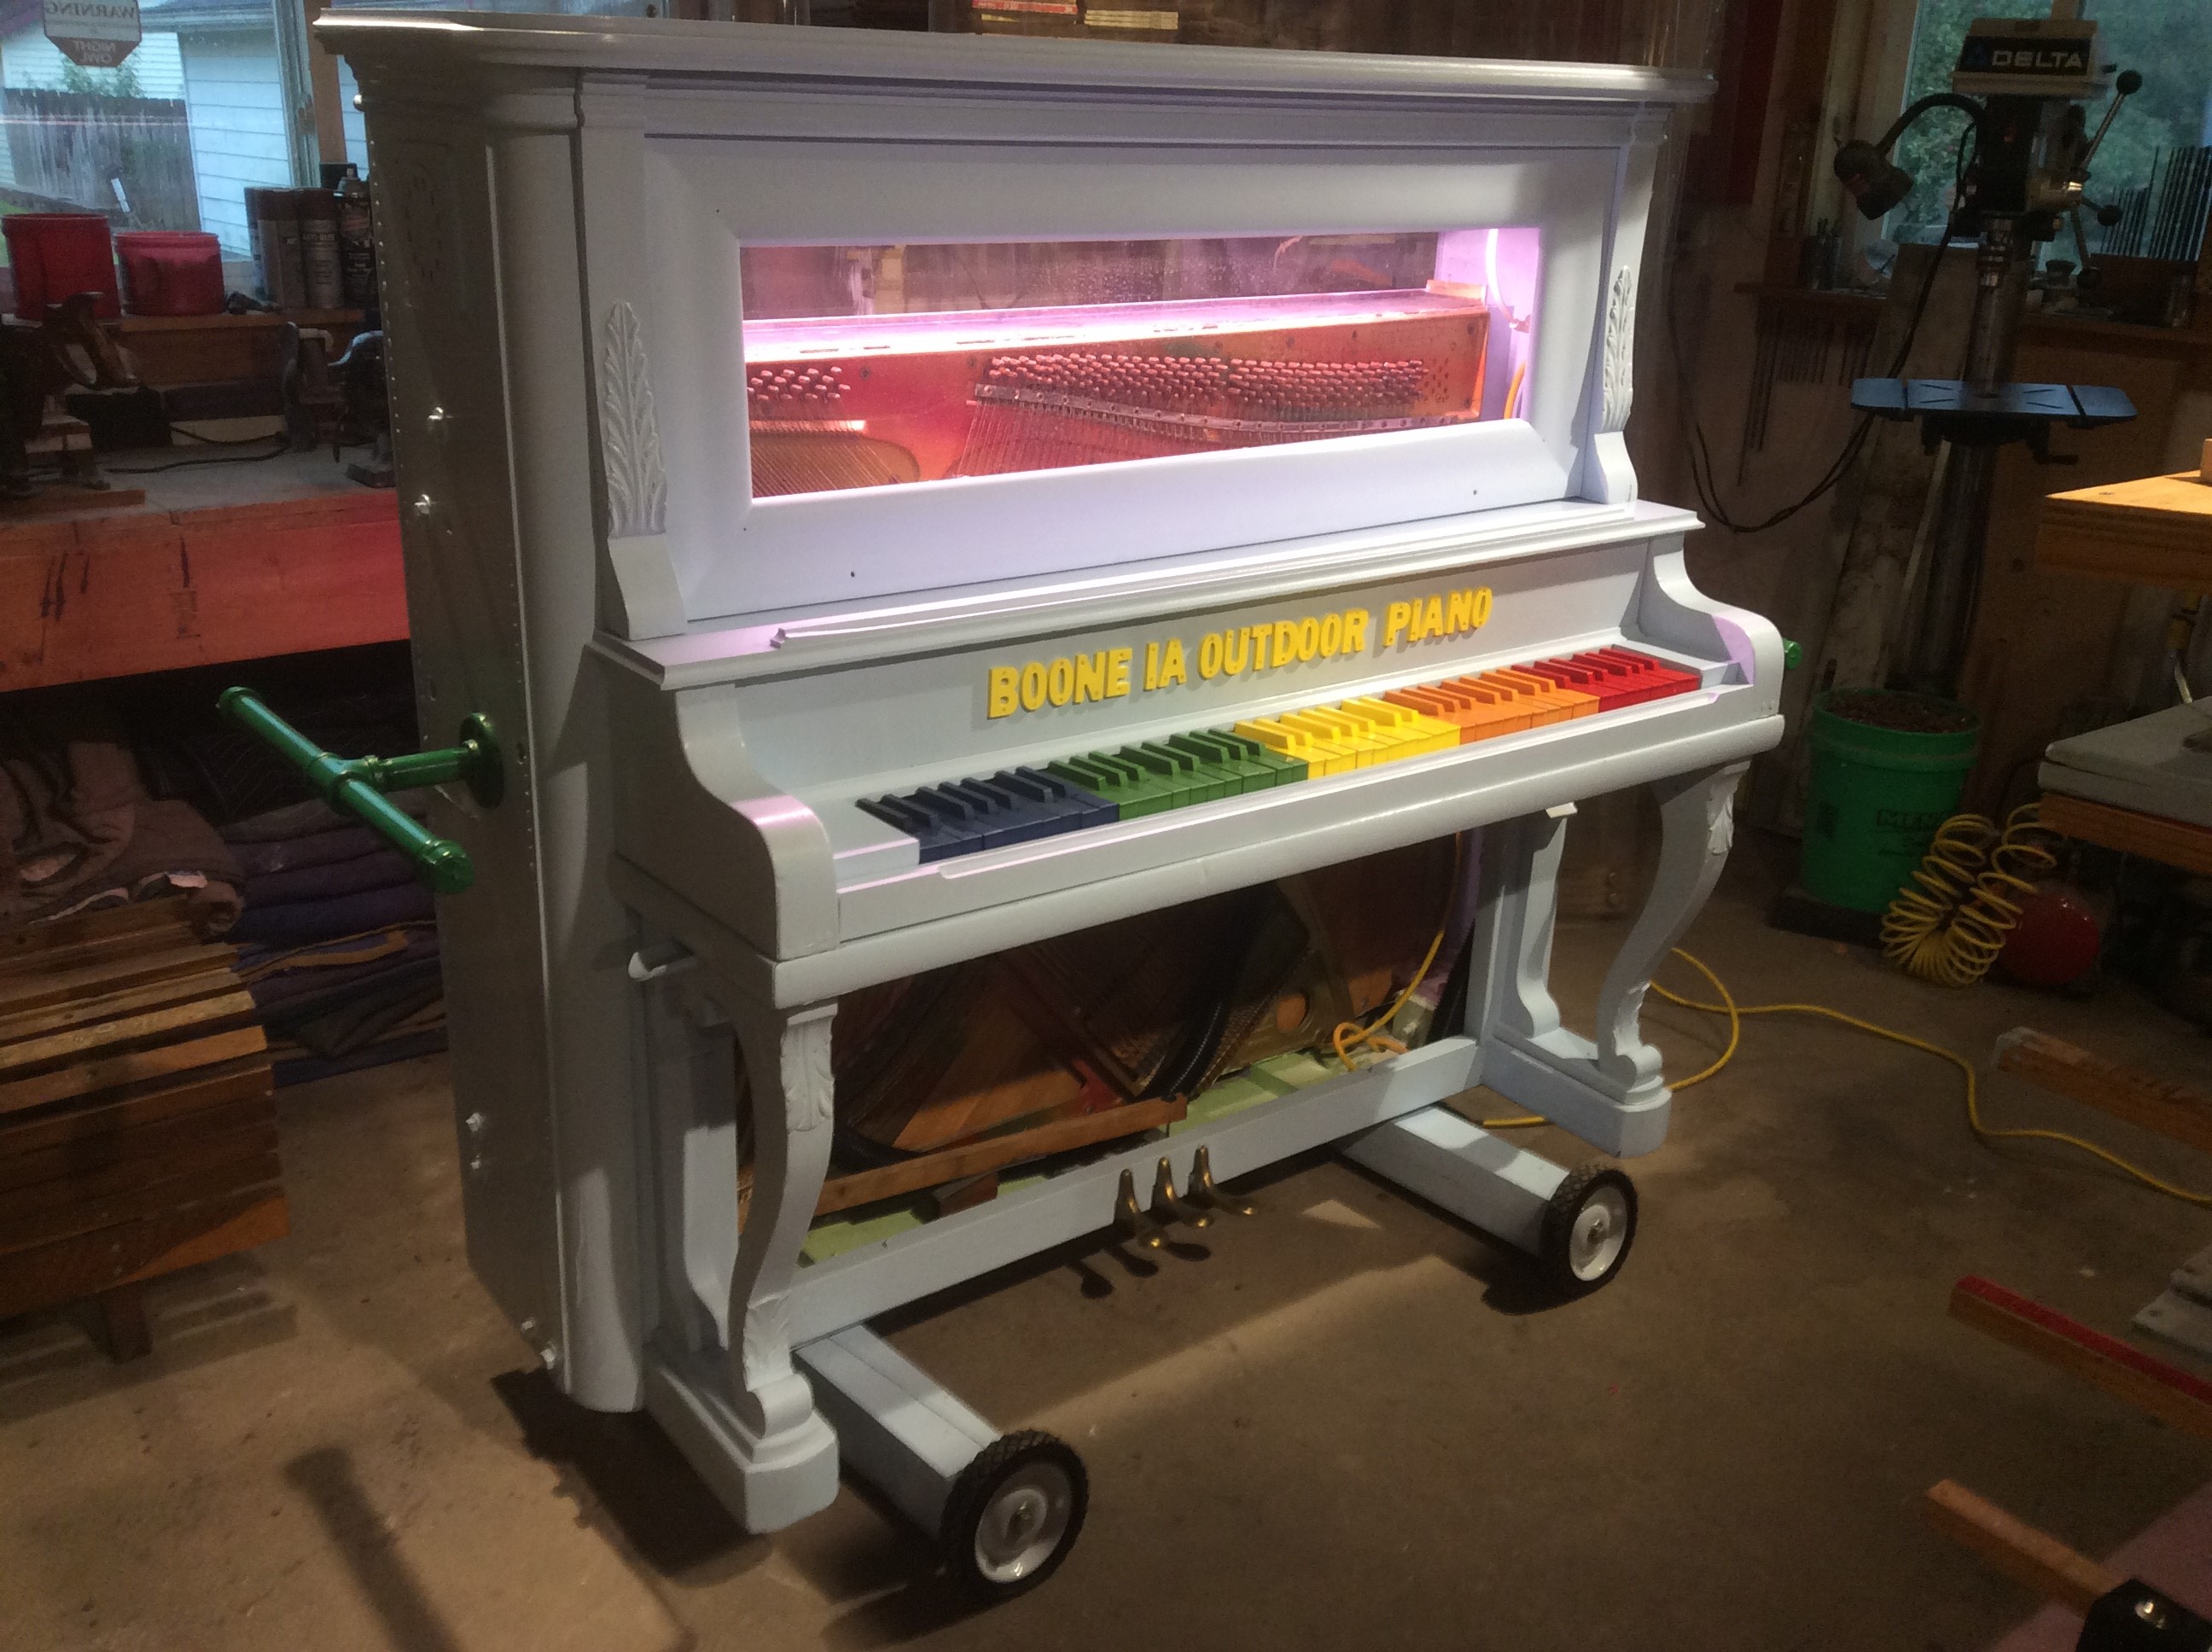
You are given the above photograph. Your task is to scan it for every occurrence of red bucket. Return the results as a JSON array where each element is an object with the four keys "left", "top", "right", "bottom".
[
  {"left": 116, "top": 230, "right": 224, "bottom": 317},
  {"left": 2, "top": 213, "right": 119, "bottom": 320}
]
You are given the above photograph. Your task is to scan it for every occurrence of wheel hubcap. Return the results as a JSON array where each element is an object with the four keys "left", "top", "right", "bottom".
[
  {"left": 973, "top": 1461, "right": 1074, "bottom": 1584},
  {"left": 1568, "top": 1185, "right": 1630, "bottom": 1281}
]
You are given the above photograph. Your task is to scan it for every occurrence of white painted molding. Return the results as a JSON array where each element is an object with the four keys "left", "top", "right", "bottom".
[
  {"left": 1600, "top": 266, "right": 1635, "bottom": 433},
  {"left": 600, "top": 300, "right": 668, "bottom": 538}
]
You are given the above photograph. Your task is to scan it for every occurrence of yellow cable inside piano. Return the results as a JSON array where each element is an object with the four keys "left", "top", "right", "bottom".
[
  {"left": 1480, "top": 949, "right": 2212, "bottom": 1208},
  {"left": 1330, "top": 839, "right": 1459, "bottom": 1074}
]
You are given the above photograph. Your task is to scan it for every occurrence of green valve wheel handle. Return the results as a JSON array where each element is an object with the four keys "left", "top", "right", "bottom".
[
  {"left": 1784, "top": 639, "right": 1804, "bottom": 672},
  {"left": 217, "top": 686, "right": 501, "bottom": 895}
]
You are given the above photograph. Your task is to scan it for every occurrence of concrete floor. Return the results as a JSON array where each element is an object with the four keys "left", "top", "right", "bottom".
[{"left": 6, "top": 849, "right": 2212, "bottom": 1652}]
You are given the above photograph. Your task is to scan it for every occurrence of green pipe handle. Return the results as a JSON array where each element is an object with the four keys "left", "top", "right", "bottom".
[{"left": 217, "top": 686, "right": 500, "bottom": 895}]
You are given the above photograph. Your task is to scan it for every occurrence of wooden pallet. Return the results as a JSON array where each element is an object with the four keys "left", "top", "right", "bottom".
[{"left": 0, "top": 901, "right": 282, "bottom": 1358}]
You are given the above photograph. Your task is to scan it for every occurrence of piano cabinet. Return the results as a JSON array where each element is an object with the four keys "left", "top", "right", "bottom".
[{"left": 319, "top": 10, "right": 1776, "bottom": 1599}]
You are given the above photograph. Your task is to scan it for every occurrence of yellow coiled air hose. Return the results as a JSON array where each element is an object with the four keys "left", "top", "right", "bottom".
[{"left": 1880, "top": 802, "right": 2058, "bottom": 987}]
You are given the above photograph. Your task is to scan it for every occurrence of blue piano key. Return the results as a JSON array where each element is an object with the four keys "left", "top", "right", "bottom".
[
  {"left": 911, "top": 786, "right": 1021, "bottom": 850},
  {"left": 946, "top": 778, "right": 1061, "bottom": 846},
  {"left": 986, "top": 770, "right": 1105, "bottom": 836},
  {"left": 901, "top": 790, "right": 995, "bottom": 857},
  {"left": 1004, "top": 766, "right": 1118, "bottom": 829},
  {"left": 856, "top": 794, "right": 971, "bottom": 863}
]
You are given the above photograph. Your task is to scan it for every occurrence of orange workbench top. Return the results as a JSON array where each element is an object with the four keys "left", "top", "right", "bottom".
[{"left": 0, "top": 451, "right": 405, "bottom": 690}]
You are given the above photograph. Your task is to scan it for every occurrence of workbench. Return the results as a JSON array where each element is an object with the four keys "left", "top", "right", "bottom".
[
  {"left": 0, "top": 450, "right": 405, "bottom": 690},
  {"left": 2034, "top": 463, "right": 2212, "bottom": 875},
  {"left": 2038, "top": 468, "right": 2212, "bottom": 593}
]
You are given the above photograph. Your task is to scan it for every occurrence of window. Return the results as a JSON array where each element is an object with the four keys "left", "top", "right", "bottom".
[
  {"left": 1888, "top": 0, "right": 2212, "bottom": 259},
  {"left": 738, "top": 229, "right": 1541, "bottom": 497},
  {"left": 0, "top": 0, "right": 323, "bottom": 256},
  {"left": 2075, "top": 0, "right": 2212, "bottom": 259}
]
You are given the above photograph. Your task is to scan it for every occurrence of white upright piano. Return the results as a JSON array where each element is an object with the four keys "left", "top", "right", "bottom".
[{"left": 319, "top": 10, "right": 1776, "bottom": 1598}]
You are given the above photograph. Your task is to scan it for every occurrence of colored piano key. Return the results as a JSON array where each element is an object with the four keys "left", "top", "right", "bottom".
[{"left": 861, "top": 647, "right": 1704, "bottom": 865}]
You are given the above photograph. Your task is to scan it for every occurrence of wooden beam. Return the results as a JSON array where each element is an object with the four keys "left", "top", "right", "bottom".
[
  {"left": 813, "top": 1096, "right": 1188, "bottom": 1219},
  {"left": 0, "top": 1026, "right": 270, "bottom": 1119},
  {"left": 0, "top": 967, "right": 243, "bottom": 1046},
  {"left": 1994, "top": 1027, "right": 2212, "bottom": 1156},
  {"left": 2038, "top": 791, "right": 2212, "bottom": 877},
  {"left": 0, "top": 1151, "right": 282, "bottom": 1255},
  {"left": 1923, "top": 1480, "right": 2118, "bottom": 1614},
  {"left": 0, "top": 988, "right": 259, "bottom": 1079},
  {"left": 0, "top": 1096, "right": 276, "bottom": 1193},
  {"left": 1950, "top": 1276, "right": 2212, "bottom": 1445},
  {"left": 0, "top": 1188, "right": 288, "bottom": 1321},
  {"left": 0, "top": 1059, "right": 271, "bottom": 1157}
]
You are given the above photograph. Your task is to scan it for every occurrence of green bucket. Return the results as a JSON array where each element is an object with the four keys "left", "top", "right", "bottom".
[{"left": 1802, "top": 691, "right": 1979, "bottom": 912}]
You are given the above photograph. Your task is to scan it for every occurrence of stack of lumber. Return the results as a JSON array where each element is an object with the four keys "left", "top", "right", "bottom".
[{"left": 0, "top": 901, "right": 282, "bottom": 1358}]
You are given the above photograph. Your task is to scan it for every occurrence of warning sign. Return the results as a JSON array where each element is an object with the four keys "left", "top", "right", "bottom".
[{"left": 43, "top": 0, "right": 140, "bottom": 68}]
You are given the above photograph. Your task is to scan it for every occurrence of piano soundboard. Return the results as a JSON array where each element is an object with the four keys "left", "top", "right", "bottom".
[{"left": 326, "top": 9, "right": 1760, "bottom": 1602}]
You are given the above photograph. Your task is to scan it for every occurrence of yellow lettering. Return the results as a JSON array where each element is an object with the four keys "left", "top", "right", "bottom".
[
  {"left": 1144, "top": 640, "right": 1161, "bottom": 691},
  {"left": 1075, "top": 651, "right": 1107, "bottom": 703},
  {"left": 1047, "top": 657, "right": 1075, "bottom": 706},
  {"left": 1107, "top": 646, "right": 1132, "bottom": 697},
  {"left": 1272, "top": 620, "right": 1298, "bottom": 666},
  {"left": 1472, "top": 586, "right": 1493, "bottom": 627},
  {"left": 1318, "top": 613, "right": 1342, "bottom": 657},
  {"left": 1447, "top": 589, "right": 1474, "bottom": 633},
  {"left": 1224, "top": 627, "right": 1250, "bottom": 674},
  {"left": 987, "top": 666, "right": 1018, "bottom": 718},
  {"left": 1345, "top": 609, "right": 1370, "bottom": 654},
  {"left": 1248, "top": 625, "right": 1270, "bottom": 671},
  {"left": 1020, "top": 661, "right": 1047, "bottom": 712},
  {"left": 1159, "top": 637, "right": 1188, "bottom": 688},
  {"left": 1295, "top": 617, "right": 1320, "bottom": 661},
  {"left": 1383, "top": 602, "right": 1412, "bottom": 648},
  {"left": 1198, "top": 631, "right": 1224, "bottom": 679},
  {"left": 1422, "top": 596, "right": 1445, "bottom": 640}
]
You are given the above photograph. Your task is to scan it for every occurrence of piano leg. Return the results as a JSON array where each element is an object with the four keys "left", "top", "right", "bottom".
[
  {"left": 1591, "top": 761, "right": 1746, "bottom": 1101},
  {"left": 1469, "top": 760, "right": 1746, "bottom": 1157},
  {"left": 642, "top": 987, "right": 841, "bottom": 1533}
]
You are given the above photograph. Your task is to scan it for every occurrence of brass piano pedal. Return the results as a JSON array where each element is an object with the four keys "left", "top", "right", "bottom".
[
  {"left": 1187, "top": 1145, "right": 1256, "bottom": 1217},
  {"left": 1114, "top": 1168, "right": 1166, "bottom": 1249},
  {"left": 1150, "top": 1156, "right": 1214, "bottom": 1228}
]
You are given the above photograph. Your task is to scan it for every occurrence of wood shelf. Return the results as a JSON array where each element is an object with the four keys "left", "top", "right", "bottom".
[
  {"left": 106, "top": 308, "right": 365, "bottom": 334},
  {"left": 1732, "top": 282, "right": 2212, "bottom": 360},
  {"left": 2037, "top": 468, "right": 2212, "bottom": 591},
  {"left": 0, "top": 449, "right": 405, "bottom": 689}
]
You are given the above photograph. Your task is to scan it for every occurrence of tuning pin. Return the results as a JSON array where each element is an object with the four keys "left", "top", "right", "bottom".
[
  {"left": 1115, "top": 1168, "right": 1166, "bottom": 1250},
  {"left": 1150, "top": 1156, "right": 1214, "bottom": 1230},
  {"left": 1186, "top": 1145, "right": 1255, "bottom": 1217}
]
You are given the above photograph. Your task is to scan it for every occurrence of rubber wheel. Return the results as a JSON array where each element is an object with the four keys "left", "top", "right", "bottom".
[
  {"left": 940, "top": 1431, "right": 1088, "bottom": 1602},
  {"left": 1537, "top": 1164, "right": 1638, "bottom": 1297}
]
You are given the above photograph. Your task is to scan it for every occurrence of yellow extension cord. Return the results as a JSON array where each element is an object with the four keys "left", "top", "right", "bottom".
[
  {"left": 1330, "top": 827, "right": 2207, "bottom": 1206},
  {"left": 1477, "top": 947, "right": 2212, "bottom": 1208}
]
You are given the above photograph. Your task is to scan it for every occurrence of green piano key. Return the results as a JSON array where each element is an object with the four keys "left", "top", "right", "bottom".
[
  {"left": 1106, "top": 745, "right": 1198, "bottom": 810},
  {"left": 1051, "top": 752, "right": 1179, "bottom": 817},
  {"left": 1212, "top": 728, "right": 1309, "bottom": 785},
  {"left": 1123, "top": 742, "right": 1228, "bottom": 806},
  {"left": 1168, "top": 730, "right": 1272, "bottom": 794}
]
